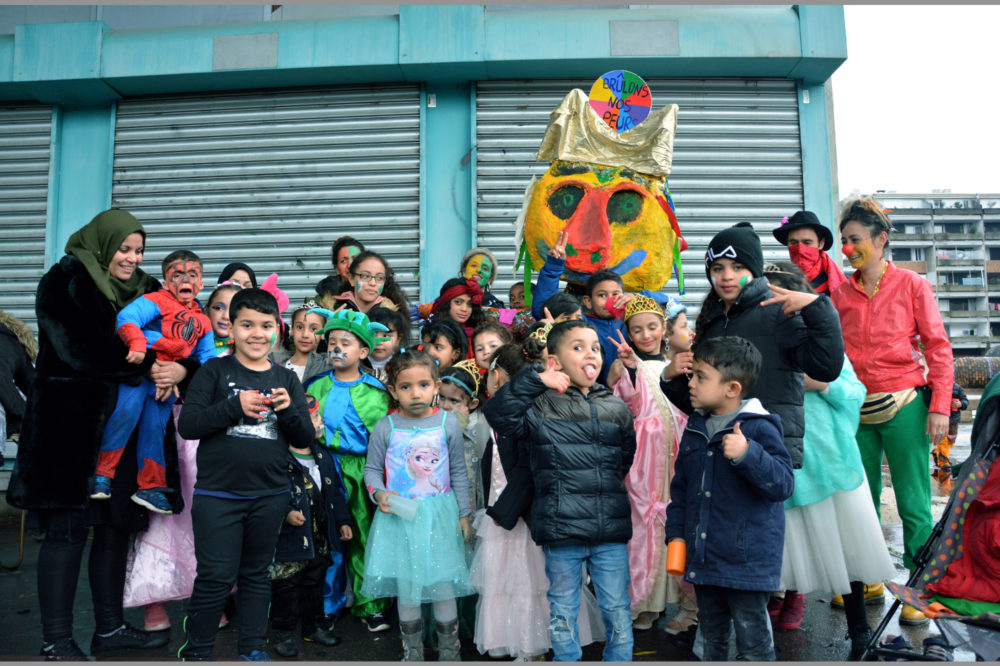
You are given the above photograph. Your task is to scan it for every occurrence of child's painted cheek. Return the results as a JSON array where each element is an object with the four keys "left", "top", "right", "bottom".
[
  {"left": 377, "top": 284, "right": 384, "bottom": 296},
  {"left": 739, "top": 276, "right": 749, "bottom": 289},
  {"left": 270, "top": 333, "right": 276, "bottom": 347}
]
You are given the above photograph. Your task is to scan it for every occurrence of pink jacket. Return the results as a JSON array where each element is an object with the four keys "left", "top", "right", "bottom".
[{"left": 831, "top": 262, "right": 953, "bottom": 415}]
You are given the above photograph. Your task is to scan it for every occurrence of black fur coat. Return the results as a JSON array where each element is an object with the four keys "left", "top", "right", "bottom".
[{"left": 7, "top": 255, "right": 192, "bottom": 527}]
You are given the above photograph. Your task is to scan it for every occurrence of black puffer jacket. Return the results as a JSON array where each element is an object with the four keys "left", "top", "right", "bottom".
[
  {"left": 484, "top": 365, "right": 636, "bottom": 546},
  {"left": 660, "top": 277, "right": 844, "bottom": 468}
]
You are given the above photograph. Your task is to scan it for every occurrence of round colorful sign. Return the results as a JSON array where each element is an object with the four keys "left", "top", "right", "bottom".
[{"left": 589, "top": 70, "right": 652, "bottom": 133}]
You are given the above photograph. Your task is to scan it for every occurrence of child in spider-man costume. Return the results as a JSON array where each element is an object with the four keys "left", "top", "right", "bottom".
[{"left": 92, "top": 250, "right": 216, "bottom": 514}]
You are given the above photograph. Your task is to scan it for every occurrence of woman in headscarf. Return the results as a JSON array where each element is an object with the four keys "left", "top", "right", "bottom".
[
  {"left": 7, "top": 209, "right": 191, "bottom": 659},
  {"left": 217, "top": 261, "right": 257, "bottom": 289}
]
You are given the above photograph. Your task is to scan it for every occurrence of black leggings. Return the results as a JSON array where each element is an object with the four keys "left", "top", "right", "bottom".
[
  {"left": 843, "top": 580, "right": 869, "bottom": 636},
  {"left": 37, "top": 509, "right": 130, "bottom": 643}
]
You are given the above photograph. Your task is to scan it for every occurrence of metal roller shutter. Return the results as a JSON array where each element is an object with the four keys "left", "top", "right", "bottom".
[
  {"left": 112, "top": 84, "right": 421, "bottom": 314},
  {"left": 476, "top": 79, "right": 802, "bottom": 313},
  {"left": 0, "top": 104, "right": 52, "bottom": 333}
]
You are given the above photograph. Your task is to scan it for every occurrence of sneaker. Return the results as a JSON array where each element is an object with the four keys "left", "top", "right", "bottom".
[
  {"left": 900, "top": 604, "right": 930, "bottom": 626},
  {"left": 90, "top": 476, "right": 112, "bottom": 500},
  {"left": 831, "top": 582, "right": 884, "bottom": 608},
  {"left": 90, "top": 623, "right": 169, "bottom": 654},
  {"left": 239, "top": 649, "right": 272, "bottom": 661},
  {"left": 272, "top": 631, "right": 297, "bottom": 658},
  {"left": 767, "top": 594, "right": 785, "bottom": 618},
  {"left": 40, "top": 637, "right": 93, "bottom": 661},
  {"left": 664, "top": 608, "right": 698, "bottom": 635},
  {"left": 144, "top": 602, "right": 171, "bottom": 632},
  {"left": 364, "top": 612, "right": 391, "bottom": 633},
  {"left": 304, "top": 626, "right": 342, "bottom": 647},
  {"left": 777, "top": 591, "right": 805, "bottom": 631},
  {"left": 131, "top": 488, "right": 173, "bottom": 514}
]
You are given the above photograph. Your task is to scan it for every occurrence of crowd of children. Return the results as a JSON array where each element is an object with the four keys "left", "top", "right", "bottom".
[{"left": 7, "top": 199, "right": 962, "bottom": 662}]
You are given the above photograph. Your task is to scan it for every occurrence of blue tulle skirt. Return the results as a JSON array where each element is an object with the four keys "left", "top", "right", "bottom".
[{"left": 361, "top": 491, "right": 474, "bottom": 606}]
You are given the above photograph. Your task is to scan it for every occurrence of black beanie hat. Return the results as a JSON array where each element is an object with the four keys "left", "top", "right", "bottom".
[{"left": 705, "top": 222, "right": 764, "bottom": 278}]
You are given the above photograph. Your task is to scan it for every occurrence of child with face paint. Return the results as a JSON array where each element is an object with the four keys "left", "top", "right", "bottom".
[
  {"left": 269, "top": 300, "right": 330, "bottom": 384},
  {"left": 460, "top": 247, "right": 505, "bottom": 309},
  {"left": 206, "top": 283, "right": 242, "bottom": 356},
  {"left": 660, "top": 222, "right": 845, "bottom": 475},
  {"left": 605, "top": 296, "right": 692, "bottom": 632},
  {"left": 831, "top": 197, "right": 953, "bottom": 627},
  {"left": 315, "top": 236, "right": 366, "bottom": 309},
  {"left": 361, "top": 349, "right": 473, "bottom": 661},
  {"left": 304, "top": 309, "right": 394, "bottom": 631},
  {"left": 323, "top": 250, "right": 410, "bottom": 316},
  {"left": 363, "top": 306, "right": 410, "bottom": 386},
  {"left": 92, "top": 250, "right": 217, "bottom": 514},
  {"left": 421, "top": 319, "right": 468, "bottom": 371}
]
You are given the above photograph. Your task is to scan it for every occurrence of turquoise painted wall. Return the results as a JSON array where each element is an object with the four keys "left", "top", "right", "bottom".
[
  {"left": 45, "top": 105, "right": 115, "bottom": 263},
  {"left": 1, "top": 5, "right": 846, "bottom": 299}
]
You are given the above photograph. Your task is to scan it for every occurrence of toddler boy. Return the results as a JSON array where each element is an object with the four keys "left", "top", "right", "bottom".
[
  {"left": 93, "top": 250, "right": 215, "bottom": 513},
  {"left": 269, "top": 393, "right": 353, "bottom": 658},
  {"left": 305, "top": 309, "right": 394, "bottom": 632},
  {"left": 485, "top": 320, "right": 636, "bottom": 661},
  {"left": 665, "top": 336, "right": 794, "bottom": 661}
]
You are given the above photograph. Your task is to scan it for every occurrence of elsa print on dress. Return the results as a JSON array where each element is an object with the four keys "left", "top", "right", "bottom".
[{"left": 386, "top": 430, "right": 451, "bottom": 499}]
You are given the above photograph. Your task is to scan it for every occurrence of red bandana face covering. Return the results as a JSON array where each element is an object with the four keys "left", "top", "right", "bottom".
[{"left": 787, "top": 244, "right": 846, "bottom": 294}]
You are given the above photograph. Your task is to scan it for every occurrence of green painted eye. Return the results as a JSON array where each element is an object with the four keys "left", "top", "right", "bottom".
[
  {"left": 607, "top": 190, "right": 644, "bottom": 224},
  {"left": 547, "top": 185, "right": 585, "bottom": 220}
]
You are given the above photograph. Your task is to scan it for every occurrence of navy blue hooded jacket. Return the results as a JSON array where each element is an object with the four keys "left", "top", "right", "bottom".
[{"left": 665, "top": 398, "right": 794, "bottom": 591}]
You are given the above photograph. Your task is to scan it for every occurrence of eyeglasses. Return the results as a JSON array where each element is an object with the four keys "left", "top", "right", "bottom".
[{"left": 353, "top": 272, "right": 386, "bottom": 284}]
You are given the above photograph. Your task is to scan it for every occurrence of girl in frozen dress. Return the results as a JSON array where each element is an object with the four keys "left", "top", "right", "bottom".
[{"left": 362, "top": 349, "right": 474, "bottom": 661}]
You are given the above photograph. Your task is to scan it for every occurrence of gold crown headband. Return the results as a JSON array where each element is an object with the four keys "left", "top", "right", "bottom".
[
  {"left": 529, "top": 323, "right": 554, "bottom": 345},
  {"left": 444, "top": 359, "right": 482, "bottom": 397},
  {"left": 624, "top": 295, "right": 664, "bottom": 322}
]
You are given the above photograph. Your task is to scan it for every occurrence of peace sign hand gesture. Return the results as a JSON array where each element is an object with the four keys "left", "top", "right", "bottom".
[
  {"left": 608, "top": 330, "right": 638, "bottom": 369},
  {"left": 759, "top": 283, "right": 818, "bottom": 317},
  {"left": 549, "top": 230, "right": 569, "bottom": 260}
]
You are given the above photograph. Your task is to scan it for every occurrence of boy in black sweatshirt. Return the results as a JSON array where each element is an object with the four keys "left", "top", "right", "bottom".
[{"left": 177, "top": 288, "right": 315, "bottom": 661}]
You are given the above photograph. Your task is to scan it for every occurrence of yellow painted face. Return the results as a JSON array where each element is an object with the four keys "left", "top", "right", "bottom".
[{"left": 524, "top": 160, "right": 678, "bottom": 292}]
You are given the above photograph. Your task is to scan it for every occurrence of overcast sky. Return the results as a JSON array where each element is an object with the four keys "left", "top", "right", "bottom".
[{"left": 831, "top": 5, "right": 1000, "bottom": 196}]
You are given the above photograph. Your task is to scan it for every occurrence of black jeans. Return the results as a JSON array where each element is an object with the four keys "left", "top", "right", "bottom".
[
  {"left": 37, "top": 509, "right": 130, "bottom": 642},
  {"left": 270, "top": 554, "right": 331, "bottom": 635},
  {"left": 183, "top": 493, "right": 287, "bottom": 657},
  {"left": 696, "top": 585, "right": 775, "bottom": 661}
]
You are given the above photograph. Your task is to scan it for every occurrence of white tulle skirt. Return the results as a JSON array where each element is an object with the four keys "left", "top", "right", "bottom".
[
  {"left": 780, "top": 477, "right": 896, "bottom": 595},
  {"left": 469, "top": 510, "right": 605, "bottom": 658}
]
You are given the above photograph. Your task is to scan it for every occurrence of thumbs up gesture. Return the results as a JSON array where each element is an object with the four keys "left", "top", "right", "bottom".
[{"left": 722, "top": 422, "right": 749, "bottom": 460}]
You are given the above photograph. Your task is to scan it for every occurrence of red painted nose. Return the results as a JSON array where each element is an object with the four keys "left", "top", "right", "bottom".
[
  {"left": 563, "top": 194, "right": 612, "bottom": 273},
  {"left": 842, "top": 244, "right": 855, "bottom": 257}
]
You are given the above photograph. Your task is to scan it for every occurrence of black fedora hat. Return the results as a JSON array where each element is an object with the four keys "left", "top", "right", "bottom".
[{"left": 772, "top": 210, "right": 834, "bottom": 250}]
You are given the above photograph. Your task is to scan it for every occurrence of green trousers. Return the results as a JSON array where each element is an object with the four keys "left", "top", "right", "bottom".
[{"left": 856, "top": 396, "right": 933, "bottom": 570}]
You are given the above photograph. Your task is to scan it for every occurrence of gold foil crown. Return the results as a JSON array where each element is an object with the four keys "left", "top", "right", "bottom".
[
  {"left": 536, "top": 88, "right": 678, "bottom": 178},
  {"left": 625, "top": 295, "right": 665, "bottom": 322}
]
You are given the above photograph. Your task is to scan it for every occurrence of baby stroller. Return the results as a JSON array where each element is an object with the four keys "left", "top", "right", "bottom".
[{"left": 861, "top": 373, "right": 1000, "bottom": 661}]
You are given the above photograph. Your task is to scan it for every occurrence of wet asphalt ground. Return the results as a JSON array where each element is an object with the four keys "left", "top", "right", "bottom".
[{"left": 0, "top": 424, "right": 978, "bottom": 661}]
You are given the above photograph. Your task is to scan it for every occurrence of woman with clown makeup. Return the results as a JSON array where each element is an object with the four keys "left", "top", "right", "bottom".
[{"left": 831, "top": 196, "right": 953, "bottom": 627}]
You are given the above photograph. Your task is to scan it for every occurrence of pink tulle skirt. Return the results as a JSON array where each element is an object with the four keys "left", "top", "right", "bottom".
[
  {"left": 123, "top": 406, "right": 198, "bottom": 607},
  {"left": 469, "top": 510, "right": 605, "bottom": 658}
]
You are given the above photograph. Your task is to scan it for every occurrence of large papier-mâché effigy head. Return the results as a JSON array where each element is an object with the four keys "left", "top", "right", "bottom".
[{"left": 516, "top": 88, "right": 687, "bottom": 296}]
